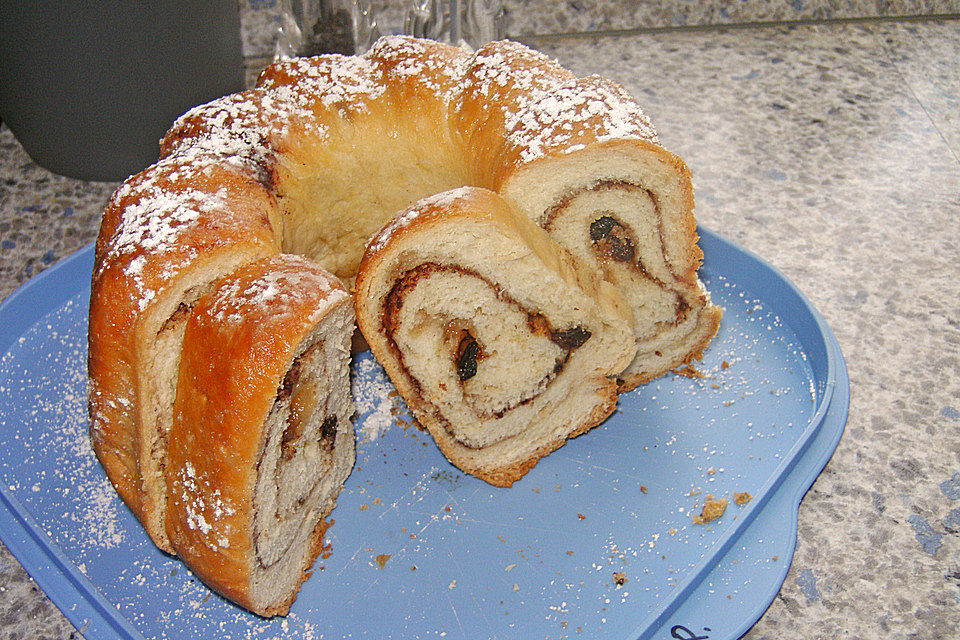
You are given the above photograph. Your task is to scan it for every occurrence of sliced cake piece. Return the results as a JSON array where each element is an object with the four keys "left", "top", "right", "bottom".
[
  {"left": 165, "top": 255, "right": 354, "bottom": 616},
  {"left": 355, "top": 186, "right": 636, "bottom": 487},
  {"left": 496, "top": 75, "right": 722, "bottom": 389}
]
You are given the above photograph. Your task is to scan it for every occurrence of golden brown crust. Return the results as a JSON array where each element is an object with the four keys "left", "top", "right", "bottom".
[
  {"left": 88, "top": 152, "right": 280, "bottom": 549},
  {"left": 495, "top": 75, "right": 659, "bottom": 182}
]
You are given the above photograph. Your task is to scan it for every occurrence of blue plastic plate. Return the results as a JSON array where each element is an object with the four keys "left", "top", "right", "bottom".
[{"left": 0, "top": 227, "right": 847, "bottom": 640}]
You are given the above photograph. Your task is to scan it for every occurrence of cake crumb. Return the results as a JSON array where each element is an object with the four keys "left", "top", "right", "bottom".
[
  {"left": 692, "top": 495, "right": 728, "bottom": 524},
  {"left": 375, "top": 553, "right": 391, "bottom": 569},
  {"left": 320, "top": 540, "right": 334, "bottom": 560},
  {"left": 613, "top": 572, "right": 628, "bottom": 586},
  {"left": 734, "top": 492, "right": 752, "bottom": 505},
  {"left": 672, "top": 364, "right": 704, "bottom": 378}
]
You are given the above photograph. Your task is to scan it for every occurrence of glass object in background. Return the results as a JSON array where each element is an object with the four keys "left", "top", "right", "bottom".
[
  {"left": 404, "top": 0, "right": 505, "bottom": 49},
  {"left": 275, "top": 0, "right": 382, "bottom": 59}
]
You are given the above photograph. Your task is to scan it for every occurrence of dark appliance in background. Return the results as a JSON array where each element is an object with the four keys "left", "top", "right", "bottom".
[{"left": 0, "top": 1, "right": 245, "bottom": 182}]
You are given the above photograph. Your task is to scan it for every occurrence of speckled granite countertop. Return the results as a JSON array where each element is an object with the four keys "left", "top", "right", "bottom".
[
  {"left": 240, "top": 0, "right": 960, "bottom": 56},
  {"left": 1, "top": 15, "right": 958, "bottom": 640}
]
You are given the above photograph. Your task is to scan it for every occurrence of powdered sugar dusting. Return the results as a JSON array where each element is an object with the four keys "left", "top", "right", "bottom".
[
  {"left": 352, "top": 355, "right": 396, "bottom": 442},
  {"left": 467, "top": 40, "right": 568, "bottom": 102},
  {"left": 208, "top": 255, "right": 349, "bottom": 325},
  {"left": 0, "top": 296, "right": 126, "bottom": 554},
  {"left": 33, "top": 37, "right": 717, "bottom": 637},
  {"left": 100, "top": 155, "right": 236, "bottom": 310},
  {"left": 176, "top": 461, "right": 236, "bottom": 549},
  {"left": 164, "top": 90, "right": 275, "bottom": 161},
  {"left": 369, "top": 35, "right": 470, "bottom": 106},
  {"left": 506, "top": 75, "right": 660, "bottom": 164},
  {"left": 258, "top": 54, "right": 387, "bottom": 114},
  {"left": 108, "top": 185, "right": 219, "bottom": 259},
  {"left": 104, "top": 37, "right": 664, "bottom": 321}
]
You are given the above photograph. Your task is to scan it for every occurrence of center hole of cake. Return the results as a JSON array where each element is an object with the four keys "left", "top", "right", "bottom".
[{"left": 589, "top": 214, "right": 636, "bottom": 264}]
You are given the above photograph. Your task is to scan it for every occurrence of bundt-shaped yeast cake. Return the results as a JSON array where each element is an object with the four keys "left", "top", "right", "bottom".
[
  {"left": 88, "top": 35, "right": 720, "bottom": 613},
  {"left": 355, "top": 187, "right": 636, "bottom": 486}
]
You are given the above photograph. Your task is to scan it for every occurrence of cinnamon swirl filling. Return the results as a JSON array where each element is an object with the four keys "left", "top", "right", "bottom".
[
  {"left": 542, "top": 180, "right": 701, "bottom": 344},
  {"left": 382, "top": 263, "right": 592, "bottom": 450},
  {"left": 254, "top": 340, "right": 336, "bottom": 569}
]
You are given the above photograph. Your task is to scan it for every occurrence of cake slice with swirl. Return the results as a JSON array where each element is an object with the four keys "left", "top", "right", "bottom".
[
  {"left": 496, "top": 75, "right": 723, "bottom": 390},
  {"left": 164, "top": 255, "right": 355, "bottom": 616},
  {"left": 355, "top": 186, "right": 636, "bottom": 486}
]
